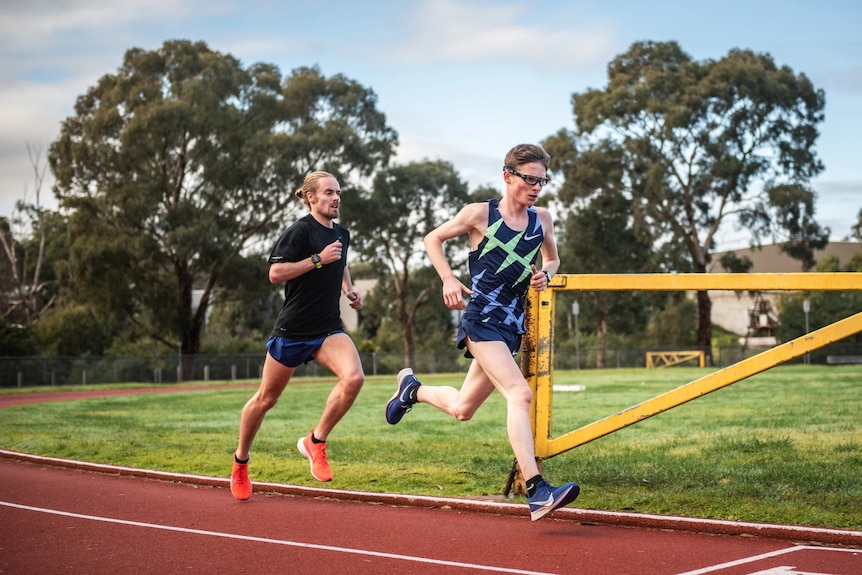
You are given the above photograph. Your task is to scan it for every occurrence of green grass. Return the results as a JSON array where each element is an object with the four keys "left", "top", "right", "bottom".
[{"left": 0, "top": 366, "right": 860, "bottom": 529}]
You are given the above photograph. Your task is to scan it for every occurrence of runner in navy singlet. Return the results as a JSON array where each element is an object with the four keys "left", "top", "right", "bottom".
[{"left": 385, "top": 144, "right": 581, "bottom": 521}]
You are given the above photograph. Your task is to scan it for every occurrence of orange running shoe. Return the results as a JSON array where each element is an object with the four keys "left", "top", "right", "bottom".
[
  {"left": 230, "top": 459, "right": 251, "bottom": 500},
  {"left": 297, "top": 430, "right": 333, "bottom": 482}
]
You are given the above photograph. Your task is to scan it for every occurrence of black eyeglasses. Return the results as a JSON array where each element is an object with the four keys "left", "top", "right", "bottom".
[{"left": 505, "top": 167, "right": 549, "bottom": 187}]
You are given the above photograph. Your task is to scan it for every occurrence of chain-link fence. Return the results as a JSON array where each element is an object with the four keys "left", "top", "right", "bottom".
[
  {"left": 2, "top": 342, "right": 860, "bottom": 388},
  {"left": 0, "top": 351, "right": 474, "bottom": 388}
]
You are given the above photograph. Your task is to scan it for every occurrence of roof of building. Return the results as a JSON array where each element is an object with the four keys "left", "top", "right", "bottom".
[{"left": 708, "top": 241, "right": 861, "bottom": 274}]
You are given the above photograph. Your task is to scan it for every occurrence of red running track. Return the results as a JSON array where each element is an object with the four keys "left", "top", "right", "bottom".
[{"left": 1, "top": 388, "right": 861, "bottom": 574}]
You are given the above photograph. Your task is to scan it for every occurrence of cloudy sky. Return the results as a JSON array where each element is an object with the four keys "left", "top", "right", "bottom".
[{"left": 2, "top": 0, "right": 860, "bottom": 249}]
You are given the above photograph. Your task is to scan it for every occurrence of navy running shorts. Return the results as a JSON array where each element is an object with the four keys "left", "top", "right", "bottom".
[
  {"left": 266, "top": 332, "right": 344, "bottom": 368},
  {"left": 456, "top": 317, "right": 522, "bottom": 359}
]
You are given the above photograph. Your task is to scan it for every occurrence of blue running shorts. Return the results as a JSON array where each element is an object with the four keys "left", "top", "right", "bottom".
[
  {"left": 266, "top": 332, "right": 344, "bottom": 368},
  {"left": 456, "top": 317, "right": 522, "bottom": 359}
]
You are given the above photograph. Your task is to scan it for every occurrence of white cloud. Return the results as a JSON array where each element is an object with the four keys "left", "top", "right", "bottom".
[
  {"left": 393, "top": 0, "right": 614, "bottom": 71},
  {"left": 393, "top": 134, "right": 503, "bottom": 189},
  {"left": 0, "top": 76, "right": 84, "bottom": 215},
  {"left": 806, "top": 178, "right": 862, "bottom": 241},
  {"left": 0, "top": 0, "right": 214, "bottom": 45}
]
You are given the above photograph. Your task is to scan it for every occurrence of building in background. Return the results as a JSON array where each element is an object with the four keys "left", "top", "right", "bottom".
[
  {"left": 707, "top": 242, "right": 861, "bottom": 343},
  {"left": 339, "top": 278, "right": 377, "bottom": 332}
]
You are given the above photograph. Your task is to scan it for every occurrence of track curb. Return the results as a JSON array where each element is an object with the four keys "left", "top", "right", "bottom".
[{"left": 2, "top": 449, "right": 860, "bottom": 548}]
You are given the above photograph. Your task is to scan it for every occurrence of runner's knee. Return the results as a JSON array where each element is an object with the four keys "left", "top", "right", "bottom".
[
  {"left": 452, "top": 402, "right": 479, "bottom": 422},
  {"left": 340, "top": 371, "right": 364, "bottom": 396},
  {"left": 509, "top": 385, "right": 532, "bottom": 410},
  {"left": 252, "top": 392, "right": 280, "bottom": 412}
]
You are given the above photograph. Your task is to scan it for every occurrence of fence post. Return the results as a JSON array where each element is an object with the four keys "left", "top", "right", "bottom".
[
  {"left": 231, "top": 365, "right": 237, "bottom": 381},
  {"left": 17, "top": 372, "right": 23, "bottom": 387},
  {"left": 204, "top": 365, "right": 210, "bottom": 381}
]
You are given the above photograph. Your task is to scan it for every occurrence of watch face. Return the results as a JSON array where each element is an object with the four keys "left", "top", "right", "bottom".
[{"left": 311, "top": 254, "right": 321, "bottom": 263}]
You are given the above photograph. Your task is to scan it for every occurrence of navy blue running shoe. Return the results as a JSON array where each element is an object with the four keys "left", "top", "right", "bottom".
[
  {"left": 527, "top": 479, "right": 580, "bottom": 521},
  {"left": 385, "top": 368, "right": 421, "bottom": 425}
]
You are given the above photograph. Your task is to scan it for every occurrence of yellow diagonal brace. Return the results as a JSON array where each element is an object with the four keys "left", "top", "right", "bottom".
[{"left": 534, "top": 311, "right": 862, "bottom": 458}]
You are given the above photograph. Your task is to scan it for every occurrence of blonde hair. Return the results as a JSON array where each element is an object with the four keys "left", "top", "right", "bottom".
[{"left": 294, "top": 171, "right": 338, "bottom": 207}]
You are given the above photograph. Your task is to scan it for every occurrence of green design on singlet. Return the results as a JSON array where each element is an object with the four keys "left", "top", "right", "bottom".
[{"left": 478, "top": 218, "right": 542, "bottom": 287}]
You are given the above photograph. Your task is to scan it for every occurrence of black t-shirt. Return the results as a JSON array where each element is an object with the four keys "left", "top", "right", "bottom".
[{"left": 268, "top": 214, "right": 349, "bottom": 339}]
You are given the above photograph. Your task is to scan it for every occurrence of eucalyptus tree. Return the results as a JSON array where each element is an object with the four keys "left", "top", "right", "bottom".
[
  {"left": 542, "top": 137, "right": 657, "bottom": 366},
  {"left": 851, "top": 208, "right": 862, "bottom": 240},
  {"left": 551, "top": 41, "right": 828, "bottom": 363},
  {"left": 49, "top": 40, "right": 397, "bottom": 374},
  {"left": 343, "top": 160, "right": 470, "bottom": 368}
]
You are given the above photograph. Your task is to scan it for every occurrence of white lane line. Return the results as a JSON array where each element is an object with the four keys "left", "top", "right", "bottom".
[
  {"left": 1, "top": 501, "right": 559, "bottom": 575},
  {"left": 674, "top": 545, "right": 861, "bottom": 575}
]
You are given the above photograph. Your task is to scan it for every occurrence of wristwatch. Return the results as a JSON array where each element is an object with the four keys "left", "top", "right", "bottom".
[
  {"left": 542, "top": 270, "right": 552, "bottom": 283},
  {"left": 311, "top": 254, "right": 323, "bottom": 269}
]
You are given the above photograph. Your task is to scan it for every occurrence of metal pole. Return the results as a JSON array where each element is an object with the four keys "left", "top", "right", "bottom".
[
  {"left": 803, "top": 299, "right": 810, "bottom": 365},
  {"left": 572, "top": 301, "right": 580, "bottom": 370}
]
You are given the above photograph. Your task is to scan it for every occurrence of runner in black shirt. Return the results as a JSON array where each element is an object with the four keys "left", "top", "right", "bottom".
[{"left": 230, "top": 171, "right": 364, "bottom": 499}]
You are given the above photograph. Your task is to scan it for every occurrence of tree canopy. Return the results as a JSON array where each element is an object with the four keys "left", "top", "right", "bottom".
[
  {"left": 343, "top": 160, "right": 471, "bottom": 367},
  {"left": 550, "top": 41, "right": 829, "bottom": 361},
  {"left": 48, "top": 40, "right": 398, "bottom": 370}
]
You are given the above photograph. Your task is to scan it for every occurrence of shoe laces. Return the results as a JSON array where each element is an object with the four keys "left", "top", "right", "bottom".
[
  {"left": 310, "top": 440, "right": 328, "bottom": 463},
  {"left": 233, "top": 464, "right": 249, "bottom": 484}
]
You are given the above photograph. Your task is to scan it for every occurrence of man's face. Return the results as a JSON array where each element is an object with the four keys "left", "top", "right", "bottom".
[
  {"left": 310, "top": 177, "right": 342, "bottom": 219},
  {"left": 504, "top": 162, "right": 548, "bottom": 206}
]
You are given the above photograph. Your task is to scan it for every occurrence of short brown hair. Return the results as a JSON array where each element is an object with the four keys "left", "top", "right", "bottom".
[
  {"left": 503, "top": 144, "right": 550, "bottom": 171},
  {"left": 294, "top": 171, "right": 338, "bottom": 207}
]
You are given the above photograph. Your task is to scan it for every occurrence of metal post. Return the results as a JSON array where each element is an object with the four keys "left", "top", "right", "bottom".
[
  {"left": 803, "top": 299, "right": 810, "bottom": 365},
  {"left": 572, "top": 301, "right": 580, "bottom": 370}
]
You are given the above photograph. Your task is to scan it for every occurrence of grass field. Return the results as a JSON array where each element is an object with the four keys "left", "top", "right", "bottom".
[{"left": 0, "top": 365, "right": 860, "bottom": 529}]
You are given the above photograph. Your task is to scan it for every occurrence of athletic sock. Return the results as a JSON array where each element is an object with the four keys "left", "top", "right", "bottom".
[
  {"left": 235, "top": 454, "right": 249, "bottom": 464},
  {"left": 526, "top": 474, "right": 543, "bottom": 497},
  {"left": 311, "top": 434, "right": 325, "bottom": 444}
]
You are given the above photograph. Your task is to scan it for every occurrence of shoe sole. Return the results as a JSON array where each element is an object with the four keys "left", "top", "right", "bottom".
[
  {"left": 385, "top": 368, "right": 415, "bottom": 425},
  {"left": 530, "top": 483, "right": 580, "bottom": 521},
  {"left": 297, "top": 437, "right": 332, "bottom": 482}
]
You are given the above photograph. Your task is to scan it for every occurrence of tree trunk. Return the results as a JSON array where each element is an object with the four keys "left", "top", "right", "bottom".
[
  {"left": 176, "top": 263, "right": 202, "bottom": 381},
  {"left": 395, "top": 274, "right": 415, "bottom": 370},
  {"left": 403, "top": 319, "right": 416, "bottom": 370},
  {"left": 695, "top": 289, "right": 713, "bottom": 366}
]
